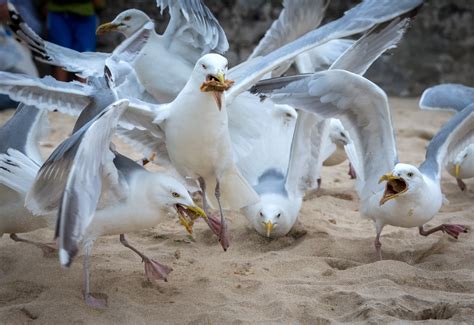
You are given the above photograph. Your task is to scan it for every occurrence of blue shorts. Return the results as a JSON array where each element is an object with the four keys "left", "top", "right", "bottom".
[{"left": 47, "top": 12, "right": 97, "bottom": 52}]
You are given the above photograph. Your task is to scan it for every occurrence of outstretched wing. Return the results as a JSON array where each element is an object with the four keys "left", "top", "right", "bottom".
[
  {"left": 158, "top": 0, "right": 228, "bottom": 58},
  {"left": 250, "top": 0, "right": 329, "bottom": 59},
  {"left": 226, "top": 0, "right": 422, "bottom": 103},
  {"left": 251, "top": 70, "right": 397, "bottom": 199},
  {"left": 419, "top": 104, "right": 474, "bottom": 181},
  {"left": 420, "top": 84, "right": 474, "bottom": 113},
  {"left": 26, "top": 100, "right": 130, "bottom": 266},
  {"left": 0, "top": 72, "right": 92, "bottom": 116},
  {"left": 8, "top": 4, "right": 108, "bottom": 78}
]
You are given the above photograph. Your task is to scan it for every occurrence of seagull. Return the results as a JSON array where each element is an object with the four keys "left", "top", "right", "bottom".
[
  {"left": 5, "top": 0, "right": 423, "bottom": 247},
  {"left": 250, "top": 69, "right": 470, "bottom": 260},
  {"left": 420, "top": 83, "right": 474, "bottom": 191},
  {"left": 9, "top": 1, "right": 228, "bottom": 102},
  {"left": 20, "top": 99, "right": 206, "bottom": 308},
  {"left": 0, "top": 103, "right": 55, "bottom": 253},
  {"left": 240, "top": 16, "right": 410, "bottom": 238}
]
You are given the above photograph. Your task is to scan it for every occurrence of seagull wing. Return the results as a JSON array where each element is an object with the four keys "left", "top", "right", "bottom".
[
  {"left": 0, "top": 72, "right": 92, "bottom": 116},
  {"left": 158, "top": 0, "right": 228, "bottom": 57},
  {"left": 226, "top": 0, "right": 422, "bottom": 103},
  {"left": 8, "top": 4, "right": 108, "bottom": 78},
  {"left": 250, "top": 0, "right": 329, "bottom": 59},
  {"left": 419, "top": 84, "right": 474, "bottom": 113},
  {"left": 419, "top": 104, "right": 474, "bottom": 181},
  {"left": 251, "top": 70, "right": 398, "bottom": 198}
]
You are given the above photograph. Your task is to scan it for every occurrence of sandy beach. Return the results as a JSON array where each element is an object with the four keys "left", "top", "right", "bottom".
[{"left": 0, "top": 97, "right": 473, "bottom": 324}]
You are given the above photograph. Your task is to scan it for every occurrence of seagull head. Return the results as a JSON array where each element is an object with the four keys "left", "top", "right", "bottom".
[
  {"left": 151, "top": 174, "right": 207, "bottom": 235},
  {"left": 329, "top": 118, "right": 350, "bottom": 146},
  {"left": 96, "top": 9, "right": 151, "bottom": 37},
  {"left": 452, "top": 146, "right": 472, "bottom": 178},
  {"left": 196, "top": 54, "right": 233, "bottom": 110},
  {"left": 379, "top": 163, "right": 424, "bottom": 205},
  {"left": 258, "top": 205, "right": 285, "bottom": 238}
]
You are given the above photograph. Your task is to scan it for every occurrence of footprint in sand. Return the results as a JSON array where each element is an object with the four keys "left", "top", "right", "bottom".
[{"left": 0, "top": 280, "right": 45, "bottom": 307}]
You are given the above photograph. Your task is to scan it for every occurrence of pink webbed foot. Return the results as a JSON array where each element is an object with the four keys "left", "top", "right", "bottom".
[
  {"left": 144, "top": 258, "right": 173, "bottom": 282},
  {"left": 84, "top": 293, "right": 107, "bottom": 309},
  {"left": 456, "top": 178, "right": 467, "bottom": 191},
  {"left": 419, "top": 224, "right": 468, "bottom": 240},
  {"left": 206, "top": 213, "right": 230, "bottom": 251},
  {"left": 442, "top": 224, "right": 468, "bottom": 239}
]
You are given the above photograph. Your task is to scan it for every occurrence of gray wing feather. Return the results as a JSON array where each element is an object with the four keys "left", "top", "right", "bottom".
[
  {"left": 0, "top": 72, "right": 92, "bottom": 116},
  {"left": 37, "top": 100, "right": 130, "bottom": 266},
  {"left": 158, "top": 0, "right": 228, "bottom": 54},
  {"left": 251, "top": 70, "right": 397, "bottom": 198},
  {"left": 227, "top": 0, "right": 422, "bottom": 103},
  {"left": 419, "top": 84, "right": 474, "bottom": 112},
  {"left": 330, "top": 17, "right": 410, "bottom": 75},
  {"left": 8, "top": 4, "right": 107, "bottom": 78},
  {"left": 250, "top": 0, "right": 329, "bottom": 59},
  {"left": 419, "top": 104, "right": 474, "bottom": 180}
]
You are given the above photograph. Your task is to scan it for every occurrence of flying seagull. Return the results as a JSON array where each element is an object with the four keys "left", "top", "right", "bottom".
[
  {"left": 250, "top": 69, "right": 470, "bottom": 260},
  {"left": 420, "top": 83, "right": 474, "bottom": 191}
]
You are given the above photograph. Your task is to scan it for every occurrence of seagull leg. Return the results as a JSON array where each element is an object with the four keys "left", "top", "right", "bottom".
[
  {"left": 119, "top": 234, "right": 172, "bottom": 282},
  {"left": 214, "top": 180, "right": 229, "bottom": 251},
  {"left": 83, "top": 243, "right": 107, "bottom": 308},
  {"left": 348, "top": 163, "right": 357, "bottom": 179},
  {"left": 456, "top": 178, "right": 466, "bottom": 191},
  {"left": 374, "top": 222, "right": 383, "bottom": 261},
  {"left": 9, "top": 233, "right": 57, "bottom": 255},
  {"left": 198, "top": 177, "right": 226, "bottom": 248},
  {"left": 419, "top": 224, "right": 468, "bottom": 239}
]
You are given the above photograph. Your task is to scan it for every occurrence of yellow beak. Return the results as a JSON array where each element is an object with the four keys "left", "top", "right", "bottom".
[
  {"left": 177, "top": 204, "right": 208, "bottom": 235},
  {"left": 96, "top": 22, "right": 121, "bottom": 35},
  {"left": 455, "top": 164, "right": 461, "bottom": 178},
  {"left": 263, "top": 221, "right": 273, "bottom": 238},
  {"left": 379, "top": 172, "right": 397, "bottom": 183},
  {"left": 216, "top": 72, "right": 225, "bottom": 84}
]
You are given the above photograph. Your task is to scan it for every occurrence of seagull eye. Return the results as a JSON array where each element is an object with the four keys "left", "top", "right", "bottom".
[
  {"left": 259, "top": 211, "right": 263, "bottom": 217},
  {"left": 123, "top": 15, "right": 131, "bottom": 21},
  {"left": 407, "top": 172, "right": 414, "bottom": 177},
  {"left": 277, "top": 213, "right": 281, "bottom": 218},
  {"left": 340, "top": 132, "right": 346, "bottom": 138},
  {"left": 201, "top": 64, "right": 207, "bottom": 69},
  {"left": 172, "top": 192, "right": 180, "bottom": 198}
]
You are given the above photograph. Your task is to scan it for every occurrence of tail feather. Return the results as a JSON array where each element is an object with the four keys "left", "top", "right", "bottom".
[{"left": 206, "top": 166, "right": 260, "bottom": 210}]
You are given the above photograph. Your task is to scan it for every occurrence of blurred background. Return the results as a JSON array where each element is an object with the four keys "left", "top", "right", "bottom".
[{"left": 3, "top": 0, "right": 473, "bottom": 96}]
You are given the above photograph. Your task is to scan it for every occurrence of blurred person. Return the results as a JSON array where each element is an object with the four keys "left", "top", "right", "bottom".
[{"left": 46, "top": 0, "right": 105, "bottom": 81}]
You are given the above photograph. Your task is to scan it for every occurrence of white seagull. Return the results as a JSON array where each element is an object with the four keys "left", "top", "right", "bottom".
[
  {"left": 22, "top": 99, "right": 206, "bottom": 308},
  {"left": 420, "top": 83, "right": 474, "bottom": 191},
  {"left": 240, "top": 17, "right": 410, "bottom": 238},
  {"left": 250, "top": 69, "right": 470, "bottom": 260},
  {"left": 9, "top": 1, "right": 228, "bottom": 103}
]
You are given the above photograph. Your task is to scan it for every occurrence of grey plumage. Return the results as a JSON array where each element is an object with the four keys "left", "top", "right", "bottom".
[
  {"left": 419, "top": 104, "right": 474, "bottom": 180},
  {"left": 420, "top": 84, "right": 474, "bottom": 112}
]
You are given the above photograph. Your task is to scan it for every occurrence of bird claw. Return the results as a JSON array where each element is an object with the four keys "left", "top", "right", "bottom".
[
  {"left": 443, "top": 224, "right": 468, "bottom": 239},
  {"left": 456, "top": 178, "right": 466, "bottom": 191},
  {"left": 84, "top": 293, "right": 107, "bottom": 309},
  {"left": 206, "top": 213, "right": 230, "bottom": 251},
  {"left": 144, "top": 258, "right": 173, "bottom": 282}
]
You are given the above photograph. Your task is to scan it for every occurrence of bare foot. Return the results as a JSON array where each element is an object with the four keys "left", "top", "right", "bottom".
[
  {"left": 84, "top": 293, "right": 107, "bottom": 309},
  {"left": 144, "top": 258, "right": 172, "bottom": 282},
  {"left": 206, "top": 213, "right": 229, "bottom": 251}
]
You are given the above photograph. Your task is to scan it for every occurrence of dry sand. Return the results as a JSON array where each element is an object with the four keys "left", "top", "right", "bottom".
[{"left": 0, "top": 97, "right": 473, "bottom": 324}]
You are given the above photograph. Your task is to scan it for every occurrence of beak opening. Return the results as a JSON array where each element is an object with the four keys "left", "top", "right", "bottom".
[
  {"left": 379, "top": 173, "right": 408, "bottom": 205},
  {"left": 96, "top": 22, "right": 122, "bottom": 35},
  {"left": 176, "top": 204, "right": 207, "bottom": 235}
]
